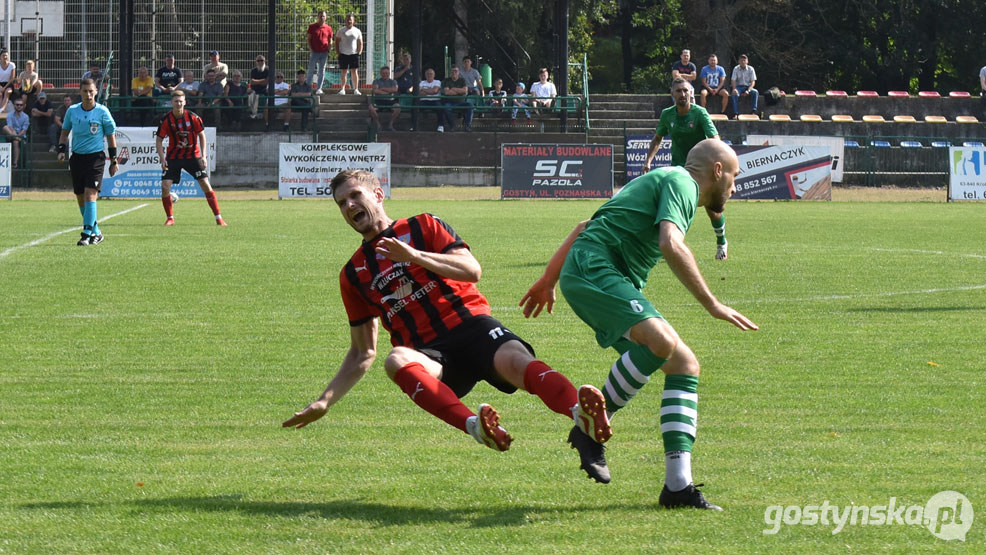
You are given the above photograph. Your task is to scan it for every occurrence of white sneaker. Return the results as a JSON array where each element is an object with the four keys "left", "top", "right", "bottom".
[
  {"left": 465, "top": 403, "right": 512, "bottom": 451},
  {"left": 437, "top": 125, "right": 444, "bottom": 133},
  {"left": 715, "top": 241, "right": 728, "bottom": 260},
  {"left": 572, "top": 385, "right": 612, "bottom": 443},
  {"left": 338, "top": 89, "right": 346, "bottom": 95},
  {"left": 353, "top": 90, "right": 362, "bottom": 96}
]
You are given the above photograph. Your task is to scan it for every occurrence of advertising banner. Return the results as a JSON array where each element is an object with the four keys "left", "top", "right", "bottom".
[
  {"left": 501, "top": 144, "right": 613, "bottom": 199},
  {"left": 746, "top": 134, "right": 844, "bottom": 182},
  {"left": 949, "top": 146, "right": 986, "bottom": 201},
  {"left": 732, "top": 145, "right": 832, "bottom": 200},
  {"left": 0, "top": 143, "right": 10, "bottom": 200},
  {"left": 625, "top": 135, "right": 670, "bottom": 181},
  {"left": 278, "top": 143, "right": 391, "bottom": 199},
  {"left": 101, "top": 127, "right": 217, "bottom": 198}
]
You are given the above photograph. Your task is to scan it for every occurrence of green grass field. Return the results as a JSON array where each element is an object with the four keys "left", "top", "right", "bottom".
[{"left": 1, "top": 195, "right": 983, "bottom": 552}]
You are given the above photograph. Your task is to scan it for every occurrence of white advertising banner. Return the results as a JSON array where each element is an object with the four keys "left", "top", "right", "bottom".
[
  {"left": 0, "top": 143, "right": 11, "bottom": 199},
  {"left": 949, "top": 146, "right": 986, "bottom": 201},
  {"left": 747, "top": 134, "right": 844, "bottom": 182},
  {"left": 101, "top": 127, "right": 217, "bottom": 198},
  {"left": 278, "top": 143, "right": 391, "bottom": 198}
]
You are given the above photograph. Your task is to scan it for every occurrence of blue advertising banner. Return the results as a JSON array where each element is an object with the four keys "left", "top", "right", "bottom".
[
  {"left": 732, "top": 145, "right": 832, "bottom": 200},
  {"left": 625, "top": 135, "right": 671, "bottom": 181}
]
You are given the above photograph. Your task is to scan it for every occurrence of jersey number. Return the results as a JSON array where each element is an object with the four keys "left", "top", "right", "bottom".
[
  {"left": 488, "top": 327, "right": 505, "bottom": 339},
  {"left": 630, "top": 300, "right": 644, "bottom": 313}
]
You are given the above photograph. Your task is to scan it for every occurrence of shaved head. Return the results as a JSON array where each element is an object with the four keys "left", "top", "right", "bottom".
[{"left": 685, "top": 139, "right": 740, "bottom": 212}]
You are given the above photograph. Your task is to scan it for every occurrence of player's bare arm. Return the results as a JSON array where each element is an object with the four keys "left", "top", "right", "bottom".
[
  {"left": 155, "top": 134, "right": 168, "bottom": 171},
  {"left": 643, "top": 135, "right": 663, "bottom": 171},
  {"left": 57, "top": 129, "right": 69, "bottom": 161},
  {"left": 658, "top": 220, "right": 757, "bottom": 331},
  {"left": 282, "top": 319, "right": 379, "bottom": 429},
  {"left": 106, "top": 135, "right": 119, "bottom": 177},
  {"left": 375, "top": 240, "right": 481, "bottom": 283},
  {"left": 520, "top": 220, "right": 588, "bottom": 318}
]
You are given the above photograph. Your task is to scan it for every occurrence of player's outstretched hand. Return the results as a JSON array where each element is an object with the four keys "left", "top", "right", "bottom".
[
  {"left": 160, "top": 159, "right": 169, "bottom": 172},
  {"left": 519, "top": 276, "right": 555, "bottom": 318},
  {"left": 708, "top": 302, "right": 758, "bottom": 331},
  {"left": 282, "top": 399, "right": 328, "bottom": 429},
  {"left": 375, "top": 236, "right": 417, "bottom": 262}
]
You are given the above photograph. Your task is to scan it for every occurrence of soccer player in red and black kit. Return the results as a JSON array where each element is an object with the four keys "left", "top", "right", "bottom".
[
  {"left": 283, "top": 170, "right": 614, "bottom": 482},
  {"left": 155, "top": 90, "right": 226, "bottom": 226}
]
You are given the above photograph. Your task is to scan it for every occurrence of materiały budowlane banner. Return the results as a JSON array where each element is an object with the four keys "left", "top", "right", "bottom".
[
  {"left": 279, "top": 143, "right": 391, "bottom": 199},
  {"left": 949, "top": 146, "right": 986, "bottom": 201},
  {"left": 501, "top": 144, "right": 613, "bottom": 199},
  {"left": 0, "top": 144, "right": 10, "bottom": 199},
  {"left": 625, "top": 135, "right": 671, "bottom": 181},
  {"left": 101, "top": 127, "right": 217, "bottom": 198},
  {"left": 746, "top": 134, "right": 844, "bottom": 182},
  {"left": 732, "top": 145, "right": 832, "bottom": 200}
]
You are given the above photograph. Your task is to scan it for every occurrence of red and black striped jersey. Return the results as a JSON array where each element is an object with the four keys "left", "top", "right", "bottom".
[
  {"left": 340, "top": 213, "right": 491, "bottom": 349},
  {"left": 157, "top": 110, "right": 205, "bottom": 159}
]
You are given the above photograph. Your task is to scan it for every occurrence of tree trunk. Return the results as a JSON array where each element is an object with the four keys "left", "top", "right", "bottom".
[{"left": 454, "top": 0, "right": 469, "bottom": 68}]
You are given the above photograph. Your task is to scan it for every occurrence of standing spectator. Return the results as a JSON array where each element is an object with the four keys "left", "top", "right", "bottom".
[
  {"left": 459, "top": 56, "right": 484, "bottom": 97},
  {"left": 417, "top": 67, "right": 442, "bottom": 131},
  {"left": 394, "top": 51, "right": 416, "bottom": 129},
  {"left": 272, "top": 71, "right": 290, "bottom": 129},
  {"left": 441, "top": 66, "right": 472, "bottom": 132},
  {"left": 154, "top": 55, "right": 183, "bottom": 100},
  {"left": 16, "top": 59, "right": 43, "bottom": 108},
  {"left": 671, "top": 49, "right": 697, "bottom": 83},
  {"left": 288, "top": 69, "right": 314, "bottom": 131},
  {"left": 202, "top": 50, "right": 228, "bottom": 87},
  {"left": 178, "top": 70, "right": 201, "bottom": 107},
  {"left": 131, "top": 65, "right": 154, "bottom": 126},
  {"left": 155, "top": 91, "right": 226, "bottom": 227},
  {"left": 368, "top": 66, "right": 400, "bottom": 132},
  {"left": 487, "top": 78, "right": 507, "bottom": 109},
  {"left": 511, "top": 82, "right": 531, "bottom": 122},
  {"left": 980, "top": 63, "right": 986, "bottom": 112},
  {"left": 3, "top": 97, "right": 30, "bottom": 167},
  {"left": 199, "top": 69, "right": 225, "bottom": 127},
  {"left": 81, "top": 62, "right": 104, "bottom": 91},
  {"left": 699, "top": 54, "right": 728, "bottom": 114},
  {"left": 335, "top": 13, "right": 363, "bottom": 94},
  {"left": 224, "top": 70, "right": 249, "bottom": 129},
  {"left": 530, "top": 67, "right": 558, "bottom": 108},
  {"left": 57, "top": 80, "right": 119, "bottom": 246},
  {"left": 0, "top": 49, "right": 17, "bottom": 112},
  {"left": 30, "top": 91, "right": 56, "bottom": 152},
  {"left": 248, "top": 55, "right": 270, "bottom": 122},
  {"left": 729, "top": 54, "right": 759, "bottom": 118},
  {"left": 307, "top": 10, "right": 333, "bottom": 93}
]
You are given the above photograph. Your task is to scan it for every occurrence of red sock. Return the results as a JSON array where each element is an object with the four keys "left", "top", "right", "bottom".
[
  {"left": 162, "top": 195, "right": 173, "bottom": 217},
  {"left": 392, "top": 362, "right": 474, "bottom": 433},
  {"left": 523, "top": 360, "right": 578, "bottom": 418},
  {"left": 205, "top": 190, "right": 221, "bottom": 216}
]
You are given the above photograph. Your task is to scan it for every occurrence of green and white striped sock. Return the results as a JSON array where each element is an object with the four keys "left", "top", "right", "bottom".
[
  {"left": 602, "top": 343, "right": 666, "bottom": 413},
  {"left": 661, "top": 374, "right": 699, "bottom": 453},
  {"left": 712, "top": 215, "right": 726, "bottom": 246}
]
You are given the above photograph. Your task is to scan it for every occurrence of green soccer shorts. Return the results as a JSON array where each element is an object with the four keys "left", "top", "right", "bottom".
[{"left": 559, "top": 246, "right": 663, "bottom": 348}]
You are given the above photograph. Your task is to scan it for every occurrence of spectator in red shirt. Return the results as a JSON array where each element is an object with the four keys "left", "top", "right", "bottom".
[{"left": 307, "top": 10, "right": 333, "bottom": 94}]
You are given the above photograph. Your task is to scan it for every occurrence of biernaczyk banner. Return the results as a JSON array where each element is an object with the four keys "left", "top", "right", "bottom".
[
  {"left": 732, "top": 145, "right": 832, "bottom": 200},
  {"left": 746, "top": 134, "right": 844, "bottom": 182},
  {"left": 0, "top": 143, "right": 10, "bottom": 200},
  {"left": 101, "top": 127, "right": 217, "bottom": 198},
  {"left": 948, "top": 146, "right": 986, "bottom": 201},
  {"left": 625, "top": 135, "right": 671, "bottom": 181},
  {"left": 278, "top": 143, "right": 391, "bottom": 199},
  {"left": 501, "top": 144, "right": 613, "bottom": 199}
]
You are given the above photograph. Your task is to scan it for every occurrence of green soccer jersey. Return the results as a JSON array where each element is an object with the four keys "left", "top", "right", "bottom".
[
  {"left": 573, "top": 166, "right": 698, "bottom": 290},
  {"left": 655, "top": 104, "right": 718, "bottom": 166}
]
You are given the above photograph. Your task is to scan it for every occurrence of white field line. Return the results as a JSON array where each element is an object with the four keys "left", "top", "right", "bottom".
[{"left": 0, "top": 203, "right": 149, "bottom": 261}]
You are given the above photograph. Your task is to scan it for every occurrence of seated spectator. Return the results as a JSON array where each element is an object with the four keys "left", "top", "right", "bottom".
[
  {"left": 488, "top": 78, "right": 508, "bottom": 109},
  {"left": 0, "top": 49, "right": 16, "bottom": 112},
  {"left": 198, "top": 69, "right": 225, "bottom": 126},
  {"left": 29, "top": 91, "right": 56, "bottom": 152},
  {"left": 272, "top": 71, "right": 290, "bottom": 129},
  {"left": 459, "top": 55, "right": 484, "bottom": 96},
  {"left": 671, "top": 49, "right": 697, "bottom": 83},
  {"left": 16, "top": 59, "right": 43, "bottom": 108},
  {"left": 530, "top": 67, "right": 557, "bottom": 108},
  {"left": 417, "top": 67, "right": 443, "bottom": 131},
  {"left": 441, "top": 66, "right": 472, "bottom": 131},
  {"left": 368, "top": 66, "right": 400, "bottom": 132},
  {"left": 178, "top": 70, "right": 201, "bottom": 107},
  {"left": 2, "top": 98, "right": 30, "bottom": 167},
  {"left": 223, "top": 70, "right": 249, "bottom": 129},
  {"left": 980, "top": 63, "right": 986, "bottom": 110},
  {"left": 203, "top": 50, "right": 229, "bottom": 87},
  {"left": 248, "top": 55, "right": 270, "bottom": 121},
  {"left": 131, "top": 65, "right": 154, "bottom": 126},
  {"left": 154, "top": 55, "right": 183, "bottom": 100},
  {"left": 729, "top": 54, "right": 759, "bottom": 118},
  {"left": 288, "top": 69, "right": 314, "bottom": 131},
  {"left": 699, "top": 54, "right": 728, "bottom": 114},
  {"left": 511, "top": 82, "right": 531, "bottom": 122}
]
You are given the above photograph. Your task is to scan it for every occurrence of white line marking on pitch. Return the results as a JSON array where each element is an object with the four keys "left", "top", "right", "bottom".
[
  {"left": 0, "top": 203, "right": 149, "bottom": 261},
  {"left": 867, "top": 247, "right": 986, "bottom": 260}
]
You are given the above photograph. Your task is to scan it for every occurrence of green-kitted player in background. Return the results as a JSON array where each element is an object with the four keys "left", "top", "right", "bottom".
[{"left": 643, "top": 77, "right": 729, "bottom": 260}]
